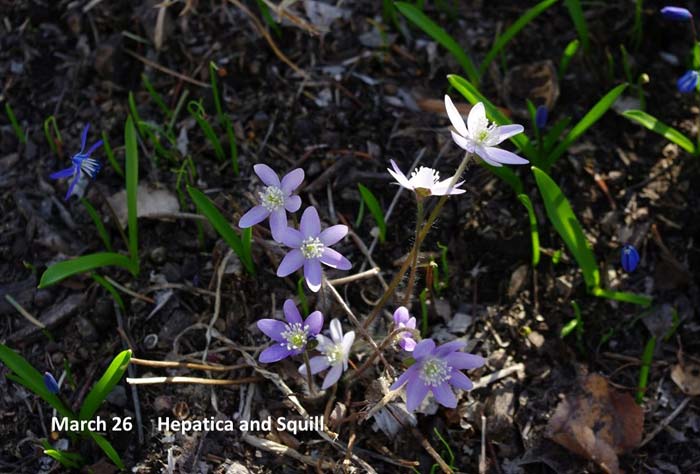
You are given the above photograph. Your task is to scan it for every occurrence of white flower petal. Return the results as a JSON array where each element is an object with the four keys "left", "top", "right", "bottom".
[
  {"left": 388, "top": 160, "right": 412, "bottom": 189},
  {"left": 450, "top": 130, "right": 472, "bottom": 152},
  {"left": 329, "top": 318, "right": 343, "bottom": 343},
  {"left": 444, "top": 95, "right": 468, "bottom": 137},
  {"left": 483, "top": 146, "right": 529, "bottom": 165},
  {"left": 467, "top": 102, "right": 486, "bottom": 137},
  {"left": 495, "top": 124, "right": 524, "bottom": 142}
]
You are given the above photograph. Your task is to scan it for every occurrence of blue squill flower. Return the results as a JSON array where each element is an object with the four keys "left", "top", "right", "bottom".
[
  {"left": 43, "top": 372, "right": 60, "bottom": 394},
  {"left": 677, "top": 70, "right": 699, "bottom": 93},
  {"left": 49, "top": 124, "right": 103, "bottom": 200},
  {"left": 661, "top": 6, "right": 693, "bottom": 21},
  {"left": 535, "top": 105, "right": 548, "bottom": 130},
  {"left": 621, "top": 244, "right": 640, "bottom": 272}
]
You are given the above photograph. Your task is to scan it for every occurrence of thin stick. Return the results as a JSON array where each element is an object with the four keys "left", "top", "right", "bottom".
[
  {"left": 412, "top": 427, "right": 453, "bottom": 474},
  {"left": 479, "top": 416, "right": 487, "bottom": 474},
  {"left": 104, "top": 276, "right": 155, "bottom": 303},
  {"left": 639, "top": 396, "right": 691, "bottom": 447},
  {"left": 114, "top": 301, "right": 144, "bottom": 445},
  {"left": 126, "top": 376, "right": 261, "bottom": 385},
  {"left": 5, "top": 294, "right": 45, "bottom": 329},
  {"left": 129, "top": 357, "right": 241, "bottom": 372},
  {"left": 203, "top": 250, "right": 233, "bottom": 362},
  {"left": 124, "top": 49, "right": 210, "bottom": 88},
  {"left": 327, "top": 267, "right": 380, "bottom": 286}
]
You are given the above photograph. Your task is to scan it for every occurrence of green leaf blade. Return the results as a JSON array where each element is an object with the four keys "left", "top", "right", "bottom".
[
  {"left": 125, "top": 116, "right": 140, "bottom": 274},
  {"left": 39, "top": 253, "right": 135, "bottom": 288},
  {"left": 517, "top": 194, "right": 540, "bottom": 266},
  {"left": 79, "top": 350, "right": 132, "bottom": 421},
  {"left": 621, "top": 109, "right": 696, "bottom": 154},
  {"left": 357, "top": 184, "right": 386, "bottom": 243}
]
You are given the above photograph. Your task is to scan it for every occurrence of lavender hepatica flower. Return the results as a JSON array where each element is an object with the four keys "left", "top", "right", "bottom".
[
  {"left": 677, "top": 70, "right": 699, "bottom": 93},
  {"left": 387, "top": 160, "right": 466, "bottom": 198},
  {"left": 299, "top": 319, "right": 355, "bottom": 389},
  {"left": 661, "top": 6, "right": 693, "bottom": 21},
  {"left": 238, "top": 164, "right": 304, "bottom": 242},
  {"left": 49, "top": 123, "right": 103, "bottom": 200},
  {"left": 445, "top": 95, "right": 528, "bottom": 167},
  {"left": 257, "top": 299, "right": 323, "bottom": 363},
  {"left": 277, "top": 207, "right": 351, "bottom": 292},
  {"left": 391, "top": 339, "right": 485, "bottom": 412},
  {"left": 393, "top": 306, "right": 417, "bottom": 351}
]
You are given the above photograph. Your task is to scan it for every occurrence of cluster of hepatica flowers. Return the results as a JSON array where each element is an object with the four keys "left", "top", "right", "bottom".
[{"left": 244, "top": 96, "right": 532, "bottom": 410}]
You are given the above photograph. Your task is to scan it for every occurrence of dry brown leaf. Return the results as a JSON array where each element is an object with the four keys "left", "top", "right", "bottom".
[
  {"left": 545, "top": 374, "right": 644, "bottom": 474},
  {"left": 671, "top": 363, "right": 700, "bottom": 395}
]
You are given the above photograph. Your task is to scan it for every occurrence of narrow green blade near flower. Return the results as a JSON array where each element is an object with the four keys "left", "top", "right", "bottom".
[
  {"left": 621, "top": 109, "right": 696, "bottom": 154},
  {"left": 593, "top": 287, "right": 652, "bottom": 307},
  {"left": 0, "top": 344, "right": 72, "bottom": 418},
  {"left": 479, "top": 0, "right": 559, "bottom": 78},
  {"left": 546, "top": 83, "right": 628, "bottom": 168},
  {"left": 187, "top": 186, "right": 255, "bottom": 274},
  {"left": 532, "top": 166, "right": 599, "bottom": 290},
  {"left": 357, "top": 184, "right": 386, "bottom": 243},
  {"left": 39, "top": 253, "right": 136, "bottom": 288},
  {"left": 79, "top": 349, "right": 131, "bottom": 421},
  {"left": 88, "top": 432, "right": 125, "bottom": 470},
  {"left": 125, "top": 116, "right": 140, "bottom": 274},
  {"left": 563, "top": 0, "right": 590, "bottom": 53},
  {"left": 80, "top": 198, "right": 112, "bottom": 251},
  {"left": 395, "top": 3, "right": 480, "bottom": 85},
  {"left": 517, "top": 194, "right": 540, "bottom": 266},
  {"left": 558, "top": 39, "right": 580, "bottom": 78}
]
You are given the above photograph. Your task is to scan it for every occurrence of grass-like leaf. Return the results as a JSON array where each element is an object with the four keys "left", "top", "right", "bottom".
[
  {"left": 101, "top": 131, "right": 124, "bottom": 177},
  {"left": 621, "top": 109, "right": 696, "bottom": 154},
  {"left": 43, "top": 447, "right": 84, "bottom": 470},
  {"left": 636, "top": 336, "right": 656, "bottom": 403},
  {"left": 4, "top": 102, "right": 26, "bottom": 144},
  {"left": 563, "top": 0, "right": 589, "bottom": 53},
  {"left": 188, "top": 100, "right": 226, "bottom": 162},
  {"left": 125, "top": 116, "right": 140, "bottom": 274},
  {"left": 546, "top": 83, "right": 627, "bottom": 167},
  {"left": 43, "top": 115, "right": 63, "bottom": 156},
  {"left": 209, "top": 62, "right": 239, "bottom": 175},
  {"left": 358, "top": 184, "right": 386, "bottom": 243},
  {"left": 517, "top": 194, "right": 540, "bottom": 266},
  {"left": 80, "top": 198, "right": 112, "bottom": 252},
  {"left": 396, "top": 2, "right": 480, "bottom": 84},
  {"left": 558, "top": 38, "right": 580, "bottom": 78},
  {"left": 88, "top": 432, "right": 125, "bottom": 470},
  {"left": 39, "top": 253, "right": 135, "bottom": 288},
  {"left": 0, "top": 344, "right": 73, "bottom": 418},
  {"left": 187, "top": 186, "right": 255, "bottom": 274},
  {"left": 532, "top": 166, "right": 599, "bottom": 290},
  {"left": 592, "top": 287, "right": 652, "bottom": 306},
  {"left": 479, "top": 0, "right": 558, "bottom": 78},
  {"left": 92, "top": 273, "right": 126, "bottom": 312},
  {"left": 79, "top": 349, "right": 131, "bottom": 421},
  {"left": 141, "top": 73, "right": 173, "bottom": 119}
]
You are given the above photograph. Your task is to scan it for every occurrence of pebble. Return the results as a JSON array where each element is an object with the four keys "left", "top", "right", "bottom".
[
  {"left": 150, "top": 247, "right": 167, "bottom": 264},
  {"left": 75, "top": 316, "right": 98, "bottom": 341}
]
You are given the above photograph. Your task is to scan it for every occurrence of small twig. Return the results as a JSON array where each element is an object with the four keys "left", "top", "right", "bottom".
[
  {"left": 639, "top": 396, "right": 691, "bottom": 447},
  {"left": 114, "top": 301, "right": 144, "bottom": 445},
  {"left": 479, "top": 416, "right": 487, "bottom": 474},
  {"left": 327, "top": 268, "right": 380, "bottom": 286},
  {"left": 203, "top": 250, "right": 233, "bottom": 362},
  {"left": 141, "top": 212, "right": 206, "bottom": 221},
  {"left": 5, "top": 294, "right": 45, "bottom": 329},
  {"left": 129, "top": 357, "right": 241, "bottom": 372},
  {"left": 412, "top": 427, "right": 453, "bottom": 474},
  {"left": 471, "top": 363, "right": 524, "bottom": 390},
  {"left": 124, "top": 49, "right": 210, "bottom": 88},
  {"left": 126, "top": 376, "right": 261, "bottom": 385},
  {"left": 104, "top": 276, "right": 155, "bottom": 304}
]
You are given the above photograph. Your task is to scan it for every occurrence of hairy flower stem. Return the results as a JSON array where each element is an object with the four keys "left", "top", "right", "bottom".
[
  {"left": 402, "top": 199, "right": 424, "bottom": 306},
  {"left": 302, "top": 350, "right": 316, "bottom": 395},
  {"left": 363, "top": 152, "right": 472, "bottom": 330},
  {"left": 349, "top": 326, "right": 421, "bottom": 382}
]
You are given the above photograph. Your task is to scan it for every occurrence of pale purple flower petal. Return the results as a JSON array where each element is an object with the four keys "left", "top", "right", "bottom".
[
  {"left": 341, "top": 331, "right": 355, "bottom": 359},
  {"left": 474, "top": 145, "right": 502, "bottom": 167},
  {"left": 285, "top": 195, "right": 302, "bottom": 212},
  {"left": 400, "top": 338, "right": 417, "bottom": 351},
  {"left": 259, "top": 344, "right": 292, "bottom": 363},
  {"left": 269, "top": 208, "right": 288, "bottom": 242},
  {"left": 430, "top": 178, "right": 466, "bottom": 196},
  {"left": 322, "top": 364, "right": 343, "bottom": 389},
  {"left": 393, "top": 306, "right": 410, "bottom": 325},
  {"left": 283, "top": 299, "right": 303, "bottom": 324},
  {"left": 299, "top": 356, "right": 330, "bottom": 375},
  {"left": 483, "top": 146, "right": 529, "bottom": 165},
  {"left": 445, "top": 352, "right": 485, "bottom": 370},
  {"left": 390, "top": 365, "right": 418, "bottom": 390},
  {"left": 495, "top": 124, "right": 524, "bottom": 141},
  {"left": 413, "top": 339, "right": 436, "bottom": 359},
  {"left": 277, "top": 249, "right": 305, "bottom": 276},
  {"left": 406, "top": 378, "right": 430, "bottom": 412},
  {"left": 319, "top": 225, "right": 348, "bottom": 246},
  {"left": 281, "top": 168, "right": 304, "bottom": 194},
  {"left": 432, "top": 382, "right": 457, "bottom": 408},
  {"left": 300, "top": 207, "right": 321, "bottom": 237},
  {"left": 281, "top": 228, "right": 303, "bottom": 248},
  {"left": 435, "top": 340, "right": 467, "bottom": 356},
  {"left": 329, "top": 318, "right": 343, "bottom": 342},
  {"left": 253, "top": 163, "right": 280, "bottom": 187},
  {"left": 320, "top": 248, "right": 352, "bottom": 270},
  {"left": 239, "top": 205, "right": 270, "bottom": 228},
  {"left": 305, "top": 311, "right": 324, "bottom": 336},
  {"left": 257, "top": 319, "right": 287, "bottom": 342},
  {"left": 449, "top": 370, "right": 474, "bottom": 390},
  {"left": 304, "top": 259, "right": 323, "bottom": 292},
  {"left": 450, "top": 130, "right": 471, "bottom": 151},
  {"left": 444, "top": 94, "right": 468, "bottom": 136}
]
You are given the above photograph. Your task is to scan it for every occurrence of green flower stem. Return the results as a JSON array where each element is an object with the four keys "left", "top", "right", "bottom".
[
  {"left": 363, "top": 152, "right": 472, "bottom": 330},
  {"left": 402, "top": 198, "right": 424, "bottom": 306}
]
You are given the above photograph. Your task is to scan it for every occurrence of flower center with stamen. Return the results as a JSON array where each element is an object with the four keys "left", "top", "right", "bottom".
[
  {"left": 280, "top": 323, "right": 309, "bottom": 351},
  {"left": 300, "top": 236, "right": 324, "bottom": 259},
  {"left": 419, "top": 357, "right": 451, "bottom": 386},
  {"left": 259, "top": 186, "right": 285, "bottom": 211},
  {"left": 474, "top": 119, "right": 497, "bottom": 145},
  {"left": 324, "top": 343, "right": 344, "bottom": 365}
]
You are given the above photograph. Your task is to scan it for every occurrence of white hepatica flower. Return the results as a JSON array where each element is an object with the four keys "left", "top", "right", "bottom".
[
  {"left": 387, "top": 160, "right": 466, "bottom": 198},
  {"left": 299, "top": 318, "right": 354, "bottom": 389},
  {"left": 445, "top": 95, "right": 528, "bottom": 167}
]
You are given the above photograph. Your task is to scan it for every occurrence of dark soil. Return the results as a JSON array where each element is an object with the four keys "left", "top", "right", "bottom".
[{"left": 1, "top": 0, "right": 699, "bottom": 473}]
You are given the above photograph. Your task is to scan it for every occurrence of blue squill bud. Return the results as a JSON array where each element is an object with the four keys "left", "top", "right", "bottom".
[
  {"left": 677, "top": 70, "right": 699, "bottom": 93},
  {"left": 44, "top": 372, "right": 60, "bottom": 394},
  {"left": 661, "top": 6, "right": 693, "bottom": 21},
  {"left": 621, "top": 244, "right": 640, "bottom": 273},
  {"left": 535, "top": 105, "right": 548, "bottom": 130}
]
